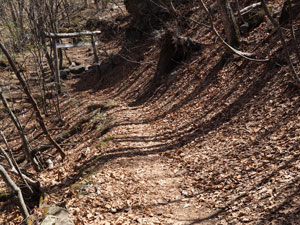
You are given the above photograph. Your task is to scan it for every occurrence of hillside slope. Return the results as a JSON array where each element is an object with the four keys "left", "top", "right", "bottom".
[{"left": 0, "top": 0, "right": 299, "bottom": 224}]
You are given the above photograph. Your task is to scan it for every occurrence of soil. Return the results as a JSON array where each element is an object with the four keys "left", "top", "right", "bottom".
[
  {"left": 63, "top": 105, "right": 215, "bottom": 224},
  {"left": 0, "top": 0, "right": 300, "bottom": 224}
]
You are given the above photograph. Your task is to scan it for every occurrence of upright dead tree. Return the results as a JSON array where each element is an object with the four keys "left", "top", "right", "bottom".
[
  {"left": 0, "top": 42, "right": 66, "bottom": 159},
  {"left": 217, "top": 0, "right": 241, "bottom": 47}
]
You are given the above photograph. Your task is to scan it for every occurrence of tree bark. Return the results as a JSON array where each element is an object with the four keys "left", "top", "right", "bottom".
[
  {"left": 0, "top": 131, "right": 40, "bottom": 192},
  {"left": 83, "top": 0, "right": 88, "bottom": 8},
  {"left": 260, "top": 0, "right": 300, "bottom": 86},
  {"left": 0, "top": 42, "right": 66, "bottom": 159},
  {"left": 0, "top": 87, "right": 40, "bottom": 171},
  {"left": 217, "top": 0, "right": 240, "bottom": 47},
  {"left": 0, "top": 165, "right": 29, "bottom": 219}
]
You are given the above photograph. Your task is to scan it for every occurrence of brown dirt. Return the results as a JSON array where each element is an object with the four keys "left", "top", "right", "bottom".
[
  {"left": 61, "top": 105, "right": 215, "bottom": 224},
  {"left": 0, "top": 0, "right": 300, "bottom": 224}
]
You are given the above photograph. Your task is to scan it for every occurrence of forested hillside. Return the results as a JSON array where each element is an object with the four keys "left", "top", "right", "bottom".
[{"left": 0, "top": 0, "right": 299, "bottom": 224}]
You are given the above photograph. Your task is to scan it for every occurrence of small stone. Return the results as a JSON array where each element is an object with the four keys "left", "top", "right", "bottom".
[
  {"left": 111, "top": 208, "right": 117, "bottom": 213},
  {"left": 41, "top": 206, "right": 74, "bottom": 225},
  {"left": 0, "top": 60, "right": 7, "bottom": 68},
  {"left": 30, "top": 72, "right": 39, "bottom": 77},
  {"left": 69, "top": 65, "right": 85, "bottom": 74},
  {"left": 46, "top": 159, "right": 54, "bottom": 169},
  {"left": 45, "top": 92, "right": 53, "bottom": 99},
  {"left": 60, "top": 69, "right": 70, "bottom": 80}
]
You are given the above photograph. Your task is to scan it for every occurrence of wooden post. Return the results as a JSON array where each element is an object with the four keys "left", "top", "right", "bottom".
[
  {"left": 91, "top": 34, "right": 100, "bottom": 77},
  {"left": 91, "top": 34, "right": 99, "bottom": 63},
  {"left": 45, "top": 31, "right": 102, "bottom": 79},
  {"left": 53, "top": 38, "right": 61, "bottom": 94},
  {"left": 58, "top": 48, "right": 63, "bottom": 69}
]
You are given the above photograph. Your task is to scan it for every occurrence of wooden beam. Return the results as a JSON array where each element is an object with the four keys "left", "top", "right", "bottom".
[
  {"left": 45, "top": 31, "right": 101, "bottom": 38},
  {"left": 56, "top": 41, "right": 99, "bottom": 49}
]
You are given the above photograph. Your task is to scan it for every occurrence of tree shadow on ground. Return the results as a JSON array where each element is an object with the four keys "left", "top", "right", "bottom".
[
  {"left": 110, "top": 48, "right": 254, "bottom": 128},
  {"left": 45, "top": 27, "right": 300, "bottom": 224},
  {"left": 144, "top": 51, "right": 232, "bottom": 118},
  {"left": 188, "top": 140, "right": 300, "bottom": 225},
  {"left": 46, "top": 53, "right": 279, "bottom": 195},
  {"left": 129, "top": 32, "right": 203, "bottom": 107},
  {"left": 70, "top": 40, "right": 155, "bottom": 94},
  {"left": 111, "top": 54, "right": 275, "bottom": 146}
]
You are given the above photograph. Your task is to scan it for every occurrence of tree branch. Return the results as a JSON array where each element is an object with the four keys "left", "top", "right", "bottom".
[
  {"left": 0, "top": 165, "right": 29, "bottom": 218},
  {"left": 0, "top": 41, "right": 66, "bottom": 159},
  {"left": 260, "top": 0, "right": 300, "bottom": 86},
  {"left": 199, "top": 0, "right": 269, "bottom": 62}
]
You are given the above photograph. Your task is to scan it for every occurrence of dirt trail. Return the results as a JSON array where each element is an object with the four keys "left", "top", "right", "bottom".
[
  {"left": 99, "top": 105, "right": 213, "bottom": 224},
  {"left": 65, "top": 104, "right": 214, "bottom": 224}
]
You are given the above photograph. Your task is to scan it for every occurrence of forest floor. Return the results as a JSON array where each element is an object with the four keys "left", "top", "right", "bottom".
[
  {"left": 59, "top": 98, "right": 216, "bottom": 224},
  {"left": 0, "top": 0, "right": 300, "bottom": 224}
]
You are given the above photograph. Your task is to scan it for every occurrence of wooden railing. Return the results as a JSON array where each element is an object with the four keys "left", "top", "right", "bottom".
[{"left": 45, "top": 31, "right": 101, "bottom": 93}]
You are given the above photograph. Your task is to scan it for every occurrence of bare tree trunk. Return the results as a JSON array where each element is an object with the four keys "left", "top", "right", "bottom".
[
  {"left": 0, "top": 131, "right": 40, "bottom": 191},
  {"left": 83, "top": 0, "right": 88, "bottom": 8},
  {"left": 95, "top": 0, "right": 100, "bottom": 11},
  {"left": 0, "top": 87, "right": 40, "bottom": 171},
  {"left": 217, "top": 0, "right": 240, "bottom": 47},
  {"left": 0, "top": 165, "right": 29, "bottom": 219},
  {"left": 0, "top": 145, "right": 15, "bottom": 169},
  {"left": 235, "top": 0, "right": 244, "bottom": 23},
  {"left": 17, "top": 0, "right": 25, "bottom": 38},
  {"left": 7, "top": 1, "right": 18, "bottom": 28},
  {"left": 6, "top": 0, "right": 26, "bottom": 49},
  {"left": 0, "top": 42, "right": 66, "bottom": 159},
  {"left": 260, "top": 0, "right": 300, "bottom": 86}
]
